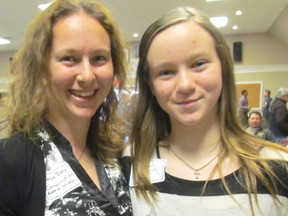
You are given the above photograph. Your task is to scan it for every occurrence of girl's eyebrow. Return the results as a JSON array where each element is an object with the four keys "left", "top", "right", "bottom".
[{"left": 149, "top": 51, "right": 212, "bottom": 69}]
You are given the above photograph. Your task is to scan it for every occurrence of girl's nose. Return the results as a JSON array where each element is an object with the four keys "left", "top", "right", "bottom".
[{"left": 176, "top": 69, "right": 196, "bottom": 93}]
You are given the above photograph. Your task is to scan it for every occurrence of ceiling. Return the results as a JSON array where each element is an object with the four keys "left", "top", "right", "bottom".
[{"left": 0, "top": 0, "right": 288, "bottom": 52}]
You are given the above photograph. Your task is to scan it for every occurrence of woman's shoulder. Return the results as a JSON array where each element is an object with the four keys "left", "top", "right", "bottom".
[
  {"left": 0, "top": 133, "right": 46, "bottom": 215},
  {"left": 0, "top": 133, "right": 43, "bottom": 169},
  {"left": 0, "top": 132, "right": 41, "bottom": 150}
]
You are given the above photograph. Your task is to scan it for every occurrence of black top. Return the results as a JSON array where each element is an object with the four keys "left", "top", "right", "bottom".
[
  {"left": 0, "top": 122, "right": 132, "bottom": 216},
  {"left": 0, "top": 132, "right": 45, "bottom": 216}
]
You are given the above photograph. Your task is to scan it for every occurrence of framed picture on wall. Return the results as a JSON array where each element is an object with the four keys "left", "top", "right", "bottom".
[{"left": 236, "top": 81, "right": 262, "bottom": 108}]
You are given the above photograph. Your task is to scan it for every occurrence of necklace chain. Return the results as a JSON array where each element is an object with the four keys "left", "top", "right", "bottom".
[{"left": 169, "top": 148, "right": 218, "bottom": 179}]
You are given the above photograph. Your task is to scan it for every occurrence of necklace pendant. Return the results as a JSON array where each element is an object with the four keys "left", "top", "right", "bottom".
[{"left": 194, "top": 172, "right": 200, "bottom": 179}]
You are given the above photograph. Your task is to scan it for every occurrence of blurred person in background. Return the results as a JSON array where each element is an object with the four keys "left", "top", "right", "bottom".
[
  {"left": 269, "top": 87, "right": 288, "bottom": 139},
  {"left": 238, "top": 89, "right": 250, "bottom": 127},
  {"left": 262, "top": 89, "right": 272, "bottom": 127},
  {"left": 245, "top": 111, "right": 277, "bottom": 143}
]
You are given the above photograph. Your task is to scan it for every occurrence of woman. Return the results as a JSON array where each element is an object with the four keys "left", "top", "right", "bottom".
[
  {"left": 0, "top": 0, "right": 132, "bottom": 215},
  {"left": 121, "top": 6, "right": 288, "bottom": 215}
]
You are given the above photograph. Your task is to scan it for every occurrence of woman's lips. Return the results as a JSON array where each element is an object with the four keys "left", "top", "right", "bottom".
[{"left": 69, "top": 89, "right": 96, "bottom": 98}]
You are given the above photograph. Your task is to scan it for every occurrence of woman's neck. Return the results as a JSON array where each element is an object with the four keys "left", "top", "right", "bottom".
[{"left": 46, "top": 114, "right": 90, "bottom": 149}]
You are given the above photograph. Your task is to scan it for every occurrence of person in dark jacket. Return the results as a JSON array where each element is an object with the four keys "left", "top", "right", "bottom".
[
  {"left": 262, "top": 89, "right": 272, "bottom": 127},
  {"left": 269, "top": 87, "right": 288, "bottom": 138}
]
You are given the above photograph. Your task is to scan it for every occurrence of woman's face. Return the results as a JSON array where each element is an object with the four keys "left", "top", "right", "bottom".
[
  {"left": 147, "top": 20, "right": 222, "bottom": 127},
  {"left": 48, "top": 12, "right": 113, "bottom": 123}
]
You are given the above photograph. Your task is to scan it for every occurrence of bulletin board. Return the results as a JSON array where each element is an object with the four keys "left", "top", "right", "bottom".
[{"left": 236, "top": 82, "right": 262, "bottom": 108}]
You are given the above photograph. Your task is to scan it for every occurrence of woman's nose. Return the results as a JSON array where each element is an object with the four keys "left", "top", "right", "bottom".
[{"left": 77, "top": 60, "right": 95, "bottom": 84}]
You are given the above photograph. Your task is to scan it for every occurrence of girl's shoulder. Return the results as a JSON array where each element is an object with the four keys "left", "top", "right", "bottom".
[
  {"left": 259, "top": 145, "right": 288, "bottom": 161},
  {"left": 259, "top": 146, "right": 288, "bottom": 182}
]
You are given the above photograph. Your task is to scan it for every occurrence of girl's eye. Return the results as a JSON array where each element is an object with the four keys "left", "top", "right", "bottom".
[
  {"left": 190, "top": 60, "right": 209, "bottom": 72},
  {"left": 192, "top": 60, "right": 207, "bottom": 69}
]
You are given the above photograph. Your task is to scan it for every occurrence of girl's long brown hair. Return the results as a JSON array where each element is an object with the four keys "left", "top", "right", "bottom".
[{"left": 131, "top": 6, "right": 288, "bottom": 214}]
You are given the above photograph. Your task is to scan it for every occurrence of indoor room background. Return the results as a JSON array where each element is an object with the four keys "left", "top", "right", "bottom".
[{"left": 1, "top": 0, "right": 288, "bottom": 111}]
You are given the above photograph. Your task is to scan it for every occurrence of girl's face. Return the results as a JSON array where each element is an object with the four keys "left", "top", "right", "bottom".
[
  {"left": 147, "top": 20, "right": 222, "bottom": 127},
  {"left": 48, "top": 12, "right": 113, "bottom": 123}
]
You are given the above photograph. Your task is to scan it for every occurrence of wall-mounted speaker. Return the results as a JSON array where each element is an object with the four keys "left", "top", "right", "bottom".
[{"left": 233, "top": 41, "right": 243, "bottom": 63}]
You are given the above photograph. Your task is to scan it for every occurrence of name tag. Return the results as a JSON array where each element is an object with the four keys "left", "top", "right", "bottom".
[
  {"left": 129, "top": 159, "right": 167, "bottom": 186},
  {"left": 46, "top": 162, "right": 82, "bottom": 205}
]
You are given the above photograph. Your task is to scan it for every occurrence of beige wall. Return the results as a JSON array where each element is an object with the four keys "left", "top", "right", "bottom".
[
  {"left": 235, "top": 70, "right": 288, "bottom": 106},
  {"left": 225, "top": 32, "right": 288, "bottom": 65},
  {"left": 235, "top": 71, "right": 288, "bottom": 94},
  {"left": 269, "top": 4, "right": 288, "bottom": 48}
]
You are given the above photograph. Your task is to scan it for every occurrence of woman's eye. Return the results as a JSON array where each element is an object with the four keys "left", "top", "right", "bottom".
[
  {"left": 60, "top": 56, "right": 76, "bottom": 63},
  {"left": 91, "top": 55, "right": 107, "bottom": 64},
  {"left": 159, "top": 70, "right": 174, "bottom": 76}
]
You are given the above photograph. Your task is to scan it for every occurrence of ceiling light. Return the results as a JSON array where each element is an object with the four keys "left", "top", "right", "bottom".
[
  {"left": 236, "top": 10, "right": 242, "bottom": 16},
  {"left": 209, "top": 16, "right": 228, "bottom": 28},
  {"left": 38, "top": 1, "right": 53, "bottom": 10},
  {"left": 0, "top": 38, "right": 10, "bottom": 45},
  {"left": 133, "top": 33, "right": 139, "bottom": 38},
  {"left": 232, "top": 25, "right": 238, "bottom": 30}
]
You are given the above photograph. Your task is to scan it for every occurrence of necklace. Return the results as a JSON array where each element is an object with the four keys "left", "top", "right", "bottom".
[
  {"left": 169, "top": 148, "right": 218, "bottom": 179},
  {"left": 77, "top": 145, "right": 87, "bottom": 162}
]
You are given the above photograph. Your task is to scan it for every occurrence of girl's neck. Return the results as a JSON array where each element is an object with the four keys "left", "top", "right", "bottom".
[{"left": 168, "top": 119, "right": 221, "bottom": 154}]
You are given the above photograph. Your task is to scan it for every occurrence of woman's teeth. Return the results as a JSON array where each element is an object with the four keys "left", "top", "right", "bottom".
[{"left": 71, "top": 90, "right": 95, "bottom": 97}]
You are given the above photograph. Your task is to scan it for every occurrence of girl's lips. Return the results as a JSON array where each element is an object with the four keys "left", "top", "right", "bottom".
[{"left": 176, "top": 98, "right": 200, "bottom": 105}]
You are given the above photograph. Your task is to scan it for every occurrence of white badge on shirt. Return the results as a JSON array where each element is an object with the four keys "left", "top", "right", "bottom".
[
  {"left": 129, "top": 159, "right": 167, "bottom": 187},
  {"left": 46, "top": 162, "right": 82, "bottom": 205}
]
